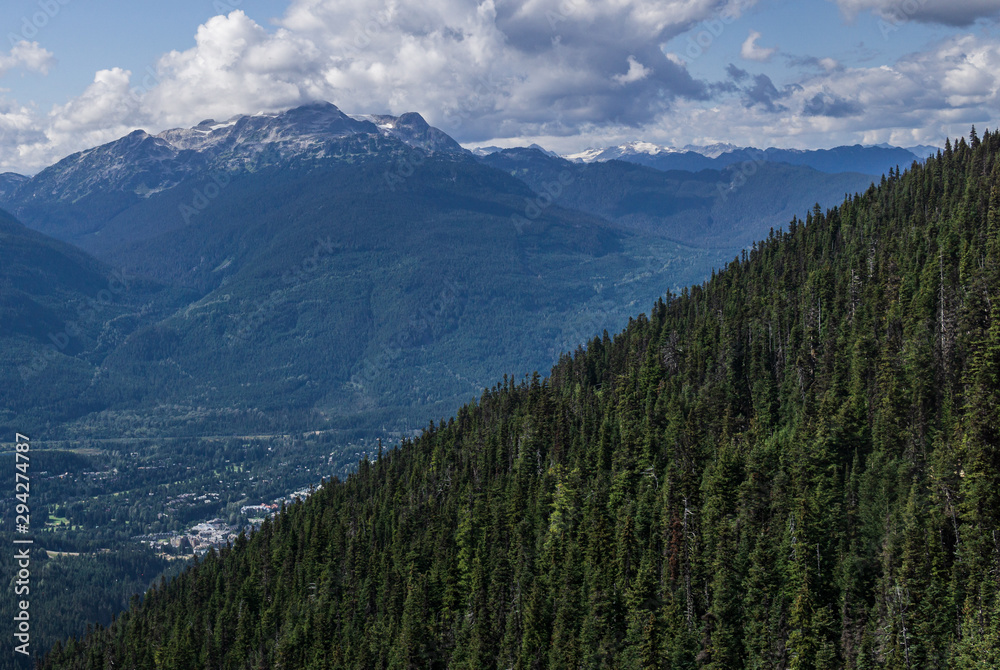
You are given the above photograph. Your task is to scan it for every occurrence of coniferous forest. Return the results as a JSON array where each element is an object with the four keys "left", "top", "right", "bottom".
[{"left": 40, "top": 130, "right": 1000, "bottom": 668}]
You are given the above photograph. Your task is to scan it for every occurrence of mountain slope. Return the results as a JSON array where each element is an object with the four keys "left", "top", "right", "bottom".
[
  {"left": 482, "top": 147, "right": 874, "bottom": 248},
  {"left": 78, "top": 156, "right": 720, "bottom": 437},
  {"left": 0, "top": 209, "right": 181, "bottom": 431},
  {"left": 44, "top": 133, "right": 1000, "bottom": 668},
  {"left": 0, "top": 102, "right": 462, "bottom": 255},
  {"left": 0, "top": 172, "right": 27, "bottom": 200},
  {"left": 0, "top": 105, "right": 728, "bottom": 439}
]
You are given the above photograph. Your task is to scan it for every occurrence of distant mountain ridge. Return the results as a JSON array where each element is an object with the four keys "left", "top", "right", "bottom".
[
  {"left": 0, "top": 147, "right": 719, "bottom": 441},
  {"left": 480, "top": 146, "right": 875, "bottom": 249},
  {"left": 5, "top": 102, "right": 461, "bottom": 205},
  {"left": 2, "top": 102, "right": 930, "bottom": 225},
  {"left": 0, "top": 100, "right": 896, "bottom": 437},
  {"left": 0, "top": 102, "right": 468, "bottom": 252},
  {"left": 563, "top": 140, "right": 932, "bottom": 176},
  {"left": 0, "top": 172, "right": 27, "bottom": 200}
]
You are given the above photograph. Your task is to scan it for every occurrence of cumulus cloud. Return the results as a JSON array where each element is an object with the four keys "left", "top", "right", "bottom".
[
  {"left": 514, "top": 33, "right": 994, "bottom": 157},
  {"left": 740, "top": 30, "right": 777, "bottom": 62},
  {"left": 7, "top": 69, "right": 143, "bottom": 170},
  {"left": 833, "top": 0, "right": 1000, "bottom": 26},
  {"left": 4, "top": 1, "right": 763, "bottom": 172},
  {"left": 0, "top": 41, "right": 55, "bottom": 76},
  {"left": 0, "top": 99, "right": 47, "bottom": 161},
  {"left": 142, "top": 12, "right": 327, "bottom": 127},
  {"left": 1, "top": 1, "right": 999, "bottom": 173},
  {"left": 613, "top": 56, "right": 651, "bottom": 85},
  {"left": 697, "top": 34, "right": 998, "bottom": 147},
  {"left": 274, "top": 0, "right": 735, "bottom": 139},
  {"left": 33, "top": 1, "right": 750, "bottom": 154}
]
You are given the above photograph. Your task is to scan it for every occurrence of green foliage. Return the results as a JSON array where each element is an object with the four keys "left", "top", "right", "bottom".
[
  {"left": 2, "top": 157, "right": 726, "bottom": 441},
  {"left": 0, "top": 545, "right": 173, "bottom": 668}
]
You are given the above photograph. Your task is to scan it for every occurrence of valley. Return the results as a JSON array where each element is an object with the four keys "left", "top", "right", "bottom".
[
  {"left": 0, "top": 103, "right": 933, "bottom": 663},
  {"left": 37, "top": 130, "right": 1000, "bottom": 669}
]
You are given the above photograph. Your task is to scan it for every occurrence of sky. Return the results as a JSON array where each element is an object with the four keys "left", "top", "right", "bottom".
[{"left": 0, "top": 0, "right": 998, "bottom": 174}]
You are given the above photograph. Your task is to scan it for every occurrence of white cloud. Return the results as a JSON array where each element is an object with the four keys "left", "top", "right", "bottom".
[
  {"left": 142, "top": 12, "right": 327, "bottom": 127},
  {"left": 613, "top": 56, "right": 651, "bottom": 85},
  {"left": 0, "top": 2, "right": 998, "bottom": 174},
  {"left": 740, "top": 30, "right": 777, "bottom": 62},
  {"left": 14, "top": 68, "right": 143, "bottom": 171},
  {"left": 710, "top": 34, "right": 999, "bottom": 146},
  {"left": 2, "top": 1, "right": 763, "bottom": 172},
  {"left": 273, "top": 0, "right": 740, "bottom": 138},
  {"left": 832, "top": 0, "right": 1000, "bottom": 26},
  {"left": 521, "top": 33, "right": 998, "bottom": 155},
  {"left": 49, "top": 68, "right": 137, "bottom": 134},
  {"left": 0, "top": 41, "right": 55, "bottom": 77}
]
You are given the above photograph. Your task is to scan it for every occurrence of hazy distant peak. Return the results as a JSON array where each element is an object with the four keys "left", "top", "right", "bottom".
[
  {"left": 566, "top": 141, "right": 680, "bottom": 163},
  {"left": 682, "top": 142, "right": 745, "bottom": 158},
  {"left": 558, "top": 138, "right": 926, "bottom": 176},
  {"left": 527, "top": 143, "right": 559, "bottom": 157},
  {"left": 468, "top": 145, "right": 505, "bottom": 156}
]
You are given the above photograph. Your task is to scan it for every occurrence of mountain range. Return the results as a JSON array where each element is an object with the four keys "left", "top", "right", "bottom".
[
  {"left": 479, "top": 147, "right": 875, "bottom": 249},
  {"left": 0, "top": 101, "right": 943, "bottom": 659},
  {"left": 559, "top": 140, "right": 932, "bottom": 176},
  {"left": 0, "top": 101, "right": 893, "bottom": 443},
  {"left": 38, "top": 129, "right": 1000, "bottom": 669},
  {"left": 0, "top": 104, "right": 703, "bottom": 443}
]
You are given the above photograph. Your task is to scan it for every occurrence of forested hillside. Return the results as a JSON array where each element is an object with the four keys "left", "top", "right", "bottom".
[
  {"left": 42, "top": 130, "right": 1000, "bottom": 668},
  {"left": 0, "top": 210, "right": 183, "bottom": 430}
]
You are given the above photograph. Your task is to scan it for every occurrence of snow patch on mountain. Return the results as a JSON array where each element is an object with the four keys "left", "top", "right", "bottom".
[{"left": 564, "top": 140, "right": 746, "bottom": 163}]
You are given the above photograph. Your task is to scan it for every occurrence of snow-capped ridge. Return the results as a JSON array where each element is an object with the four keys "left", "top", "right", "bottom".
[{"left": 6, "top": 102, "right": 465, "bottom": 205}]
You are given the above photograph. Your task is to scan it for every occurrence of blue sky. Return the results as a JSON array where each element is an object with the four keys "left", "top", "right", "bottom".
[
  {"left": 1, "top": 0, "right": 287, "bottom": 110},
  {"left": 1, "top": 0, "right": 998, "bottom": 173}
]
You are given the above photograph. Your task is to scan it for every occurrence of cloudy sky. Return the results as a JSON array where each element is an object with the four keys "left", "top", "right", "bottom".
[{"left": 0, "top": 0, "right": 997, "bottom": 173}]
